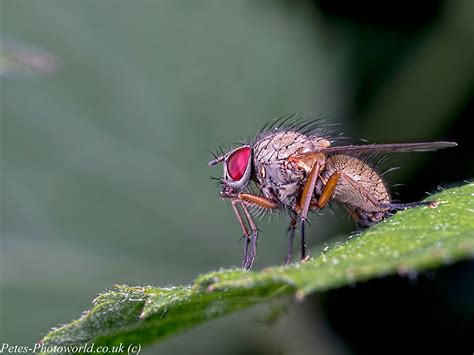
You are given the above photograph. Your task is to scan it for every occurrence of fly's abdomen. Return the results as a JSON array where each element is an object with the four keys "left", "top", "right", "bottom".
[{"left": 322, "top": 154, "right": 390, "bottom": 217}]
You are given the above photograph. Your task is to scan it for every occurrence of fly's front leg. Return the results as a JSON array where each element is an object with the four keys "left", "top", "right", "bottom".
[
  {"left": 231, "top": 200, "right": 251, "bottom": 269},
  {"left": 239, "top": 203, "right": 259, "bottom": 270},
  {"left": 238, "top": 193, "right": 280, "bottom": 209},
  {"left": 237, "top": 193, "right": 279, "bottom": 269}
]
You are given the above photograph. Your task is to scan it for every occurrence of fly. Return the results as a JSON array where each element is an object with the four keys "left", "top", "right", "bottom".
[{"left": 208, "top": 115, "right": 457, "bottom": 270}]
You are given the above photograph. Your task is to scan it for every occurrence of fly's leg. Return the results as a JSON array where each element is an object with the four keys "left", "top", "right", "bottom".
[
  {"left": 243, "top": 235, "right": 251, "bottom": 268},
  {"left": 297, "top": 171, "right": 342, "bottom": 260},
  {"left": 288, "top": 151, "right": 326, "bottom": 261},
  {"left": 388, "top": 201, "right": 438, "bottom": 210},
  {"left": 295, "top": 161, "right": 322, "bottom": 261},
  {"left": 239, "top": 193, "right": 280, "bottom": 209},
  {"left": 300, "top": 222, "right": 308, "bottom": 261},
  {"left": 371, "top": 200, "right": 438, "bottom": 224},
  {"left": 316, "top": 172, "right": 341, "bottom": 209},
  {"left": 231, "top": 200, "right": 251, "bottom": 269},
  {"left": 284, "top": 217, "right": 297, "bottom": 265},
  {"left": 239, "top": 202, "right": 260, "bottom": 270},
  {"left": 236, "top": 193, "right": 280, "bottom": 269}
]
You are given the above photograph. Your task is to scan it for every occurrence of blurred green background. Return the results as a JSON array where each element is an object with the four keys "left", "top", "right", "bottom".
[{"left": 1, "top": 1, "right": 473, "bottom": 354}]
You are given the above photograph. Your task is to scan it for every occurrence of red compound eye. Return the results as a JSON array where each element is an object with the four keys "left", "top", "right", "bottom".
[{"left": 227, "top": 146, "right": 251, "bottom": 181}]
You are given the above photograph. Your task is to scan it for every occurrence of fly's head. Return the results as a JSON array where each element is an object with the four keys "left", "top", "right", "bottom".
[{"left": 208, "top": 145, "right": 252, "bottom": 198}]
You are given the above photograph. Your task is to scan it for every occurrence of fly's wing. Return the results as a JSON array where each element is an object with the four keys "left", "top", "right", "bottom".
[{"left": 315, "top": 142, "right": 457, "bottom": 155}]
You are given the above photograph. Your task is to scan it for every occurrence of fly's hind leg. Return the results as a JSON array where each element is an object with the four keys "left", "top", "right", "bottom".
[
  {"left": 352, "top": 200, "right": 438, "bottom": 227},
  {"left": 375, "top": 200, "right": 438, "bottom": 224},
  {"left": 388, "top": 201, "right": 438, "bottom": 210}
]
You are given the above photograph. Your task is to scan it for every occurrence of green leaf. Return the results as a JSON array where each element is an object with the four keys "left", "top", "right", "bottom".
[{"left": 41, "top": 183, "right": 474, "bottom": 352}]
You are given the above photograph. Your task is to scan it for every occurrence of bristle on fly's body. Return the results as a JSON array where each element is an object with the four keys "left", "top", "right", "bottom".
[{"left": 253, "top": 114, "right": 343, "bottom": 147}]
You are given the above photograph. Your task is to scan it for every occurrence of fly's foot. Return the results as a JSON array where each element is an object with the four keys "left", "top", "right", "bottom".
[
  {"left": 301, "top": 254, "right": 311, "bottom": 262},
  {"left": 241, "top": 234, "right": 251, "bottom": 269},
  {"left": 427, "top": 200, "right": 439, "bottom": 208},
  {"left": 241, "top": 229, "right": 258, "bottom": 270},
  {"left": 283, "top": 218, "right": 297, "bottom": 267},
  {"left": 387, "top": 200, "right": 438, "bottom": 211}
]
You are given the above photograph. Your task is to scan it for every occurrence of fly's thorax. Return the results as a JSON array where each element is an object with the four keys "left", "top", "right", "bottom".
[
  {"left": 253, "top": 131, "right": 330, "bottom": 164},
  {"left": 252, "top": 130, "right": 330, "bottom": 207},
  {"left": 253, "top": 159, "right": 303, "bottom": 206},
  {"left": 322, "top": 154, "right": 390, "bottom": 212}
]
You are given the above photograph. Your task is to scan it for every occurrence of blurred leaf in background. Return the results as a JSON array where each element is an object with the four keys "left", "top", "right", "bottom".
[
  {"left": 0, "top": 0, "right": 472, "bottom": 354},
  {"left": 1, "top": 1, "right": 346, "bottom": 354},
  {"left": 0, "top": 35, "right": 58, "bottom": 77}
]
